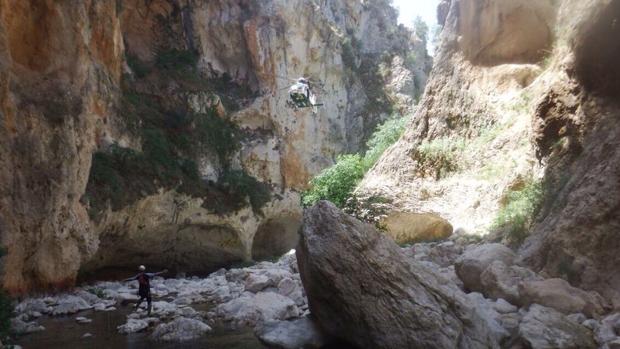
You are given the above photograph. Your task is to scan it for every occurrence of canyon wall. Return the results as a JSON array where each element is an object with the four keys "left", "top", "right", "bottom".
[
  {"left": 357, "top": 0, "right": 620, "bottom": 306},
  {"left": 0, "top": 0, "right": 430, "bottom": 293}
]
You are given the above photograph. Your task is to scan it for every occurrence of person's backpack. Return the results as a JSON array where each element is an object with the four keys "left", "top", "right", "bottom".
[{"left": 137, "top": 273, "right": 149, "bottom": 287}]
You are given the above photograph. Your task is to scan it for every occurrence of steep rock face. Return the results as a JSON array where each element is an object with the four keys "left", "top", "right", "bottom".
[
  {"left": 355, "top": 0, "right": 552, "bottom": 234},
  {"left": 518, "top": 0, "right": 620, "bottom": 308},
  {"left": 357, "top": 0, "right": 620, "bottom": 307},
  {"left": 0, "top": 0, "right": 430, "bottom": 292},
  {"left": 297, "top": 201, "right": 497, "bottom": 349},
  {"left": 86, "top": 0, "right": 429, "bottom": 274},
  {"left": 0, "top": 0, "right": 123, "bottom": 293}
]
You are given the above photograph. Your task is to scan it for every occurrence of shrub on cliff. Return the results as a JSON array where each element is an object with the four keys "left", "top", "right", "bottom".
[
  {"left": 303, "top": 115, "right": 409, "bottom": 207},
  {"left": 414, "top": 137, "right": 465, "bottom": 179},
  {"left": 220, "top": 169, "right": 271, "bottom": 215},
  {"left": 492, "top": 178, "right": 544, "bottom": 245},
  {"left": 303, "top": 154, "right": 366, "bottom": 208},
  {"left": 364, "top": 115, "right": 410, "bottom": 167}
]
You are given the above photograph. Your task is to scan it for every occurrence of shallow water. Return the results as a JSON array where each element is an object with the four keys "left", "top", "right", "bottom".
[{"left": 15, "top": 304, "right": 267, "bottom": 349}]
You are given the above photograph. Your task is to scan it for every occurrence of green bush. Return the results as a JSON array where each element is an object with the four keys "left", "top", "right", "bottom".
[
  {"left": 364, "top": 115, "right": 409, "bottom": 167},
  {"left": 220, "top": 170, "right": 271, "bottom": 214},
  {"left": 415, "top": 137, "right": 464, "bottom": 179},
  {"left": 126, "top": 54, "right": 149, "bottom": 78},
  {"left": 492, "top": 178, "right": 544, "bottom": 245},
  {"left": 194, "top": 111, "right": 241, "bottom": 163},
  {"left": 156, "top": 49, "right": 199, "bottom": 71},
  {"left": 302, "top": 154, "right": 365, "bottom": 208},
  {"left": 303, "top": 115, "right": 409, "bottom": 208}
]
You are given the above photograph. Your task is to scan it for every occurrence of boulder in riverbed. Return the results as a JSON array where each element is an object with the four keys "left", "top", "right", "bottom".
[
  {"left": 479, "top": 260, "right": 542, "bottom": 304},
  {"left": 255, "top": 315, "right": 327, "bottom": 349},
  {"left": 378, "top": 211, "right": 453, "bottom": 244},
  {"left": 455, "top": 243, "right": 517, "bottom": 293},
  {"left": 117, "top": 318, "right": 149, "bottom": 334},
  {"left": 151, "top": 317, "right": 211, "bottom": 342},
  {"left": 518, "top": 278, "right": 608, "bottom": 317},
  {"left": 517, "top": 304, "right": 596, "bottom": 349},
  {"left": 297, "top": 201, "right": 498, "bottom": 349}
]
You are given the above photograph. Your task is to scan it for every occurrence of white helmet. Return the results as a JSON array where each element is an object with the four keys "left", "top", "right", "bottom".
[{"left": 138, "top": 265, "right": 146, "bottom": 271}]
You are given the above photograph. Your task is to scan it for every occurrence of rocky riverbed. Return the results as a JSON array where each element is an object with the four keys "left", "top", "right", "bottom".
[
  {"left": 8, "top": 208, "right": 620, "bottom": 349},
  {"left": 9, "top": 250, "right": 325, "bottom": 348}
]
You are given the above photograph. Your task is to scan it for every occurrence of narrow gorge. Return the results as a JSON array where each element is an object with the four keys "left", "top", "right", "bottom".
[{"left": 1, "top": 0, "right": 620, "bottom": 348}]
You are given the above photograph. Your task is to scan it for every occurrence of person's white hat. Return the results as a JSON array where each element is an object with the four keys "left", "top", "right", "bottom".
[{"left": 138, "top": 265, "right": 146, "bottom": 271}]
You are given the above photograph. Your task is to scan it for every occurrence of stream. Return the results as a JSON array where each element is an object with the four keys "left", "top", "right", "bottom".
[
  {"left": 15, "top": 304, "right": 266, "bottom": 349},
  {"left": 10, "top": 252, "right": 307, "bottom": 349}
]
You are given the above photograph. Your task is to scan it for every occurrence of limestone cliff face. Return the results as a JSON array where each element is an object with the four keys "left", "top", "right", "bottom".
[
  {"left": 357, "top": 0, "right": 620, "bottom": 306},
  {"left": 0, "top": 0, "right": 429, "bottom": 293},
  {"left": 0, "top": 0, "right": 123, "bottom": 293}
]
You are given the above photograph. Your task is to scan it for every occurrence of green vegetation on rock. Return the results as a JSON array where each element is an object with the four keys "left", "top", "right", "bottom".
[
  {"left": 220, "top": 169, "right": 272, "bottom": 215},
  {"left": 303, "top": 115, "right": 409, "bottom": 207},
  {"left": 364, "top": 116, "right": 410, "bottom": 167},
  {"left": 85, "top": 50, "right": 268, "bottom": 218},
  {"left": 302, "top": 154, "right": 366, "bottom": 208},
  {"left": 414, "top": 137, "right": 465, "bottom": 179},
  {"left": 492, "top": 178, "right": 544, "bottom": 245},
  {"left": 156, "top": 49, "right": 199, "bottom": 71}
]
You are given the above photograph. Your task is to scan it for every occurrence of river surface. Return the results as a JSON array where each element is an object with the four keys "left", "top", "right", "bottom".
[{"left": 15, "top": 301, "right": 267, "bottom": 349}]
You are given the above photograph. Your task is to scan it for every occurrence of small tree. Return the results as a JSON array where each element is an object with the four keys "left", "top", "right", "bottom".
[{"left": 413, "top": 16, "right": 429, "bottom": 42}]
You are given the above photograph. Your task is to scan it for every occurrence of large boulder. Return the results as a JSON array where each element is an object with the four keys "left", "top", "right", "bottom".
[
  {"left": 518, "top": 278, "right": 608, "bottom": 317},
  {"left": 50, "top": 295, "right": 92, "bottom": 316},
  {"left": 151, "top": 317, "right": 211, "bottom": 342},
  {"left": 378, "top": 212, "right": 453, "bottom": 244},
  {"left": 297, "top": 201, "right": 498, "bottom": 349},
  {"left": 517, "top": 304, "right": 596, "bottom": 349},
  {"left": 455, "top": 243, "right": 517, "bottom": 293},
  {"left": 117, "top": 318, "right": 150, "bottom": 334},
  {"left": 215, "top": 291, "right": 299, "bottom": 327},
  {"left": 255, "top": 315, "right": 327, "bottom": 349},
  {"left": 479, "top": 260, "right": 542, "bottom": 304}
]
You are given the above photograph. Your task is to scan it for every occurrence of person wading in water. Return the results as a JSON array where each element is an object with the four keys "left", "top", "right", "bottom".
[{"left": 123, "top": 265, "right": 168, "bottom": 315}]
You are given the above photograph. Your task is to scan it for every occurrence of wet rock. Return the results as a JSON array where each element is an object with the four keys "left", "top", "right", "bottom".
[
  {"left": 151, "top": 317, "right": 211, "bottom": 342},
  {"left": 455, "top": 243, "right": 517, "bottom": 293},
  {"left": 115, "top": 292, "right": 139, "bottom": 303},
  {"left": 117, "top": 318, "right": 149, "bottom": 334},
  {"left": 93, "top": 301, "right": 116, "bottom": 311},
  {"left": 151, "top": 301, "right": 179, "bottom": 317},
  {"left": 11, "top": 317, "right": 45, "bottom": 334},
  {"left": 215, "top": 292, "right": 299, "bottom": 327},
  {"left": 173, "top": 292, "right": 204, "bottom": 306},
  {"left": 518, "top": 304, "right": 596, "bottom": 349},
  {"left": 75, "top": 316, "right": 92, "bottom": 324},
  {"left": 518, "top": 278, "right": 607, "bottom": 317},
  {"left": 14, "top": 299, "right": 52, "bottom": 315},
  {"left": 75, "top": 290, "right": 103, "bottom": 305},
  {"left": 255, "top": 315, "right": 327, "bottom": 349},
  {"left": 51, "top": 295, "right": 92, "bottom": 315},
  {"left": 297, "top": 201, "right": 498, "bottom": 349}
]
